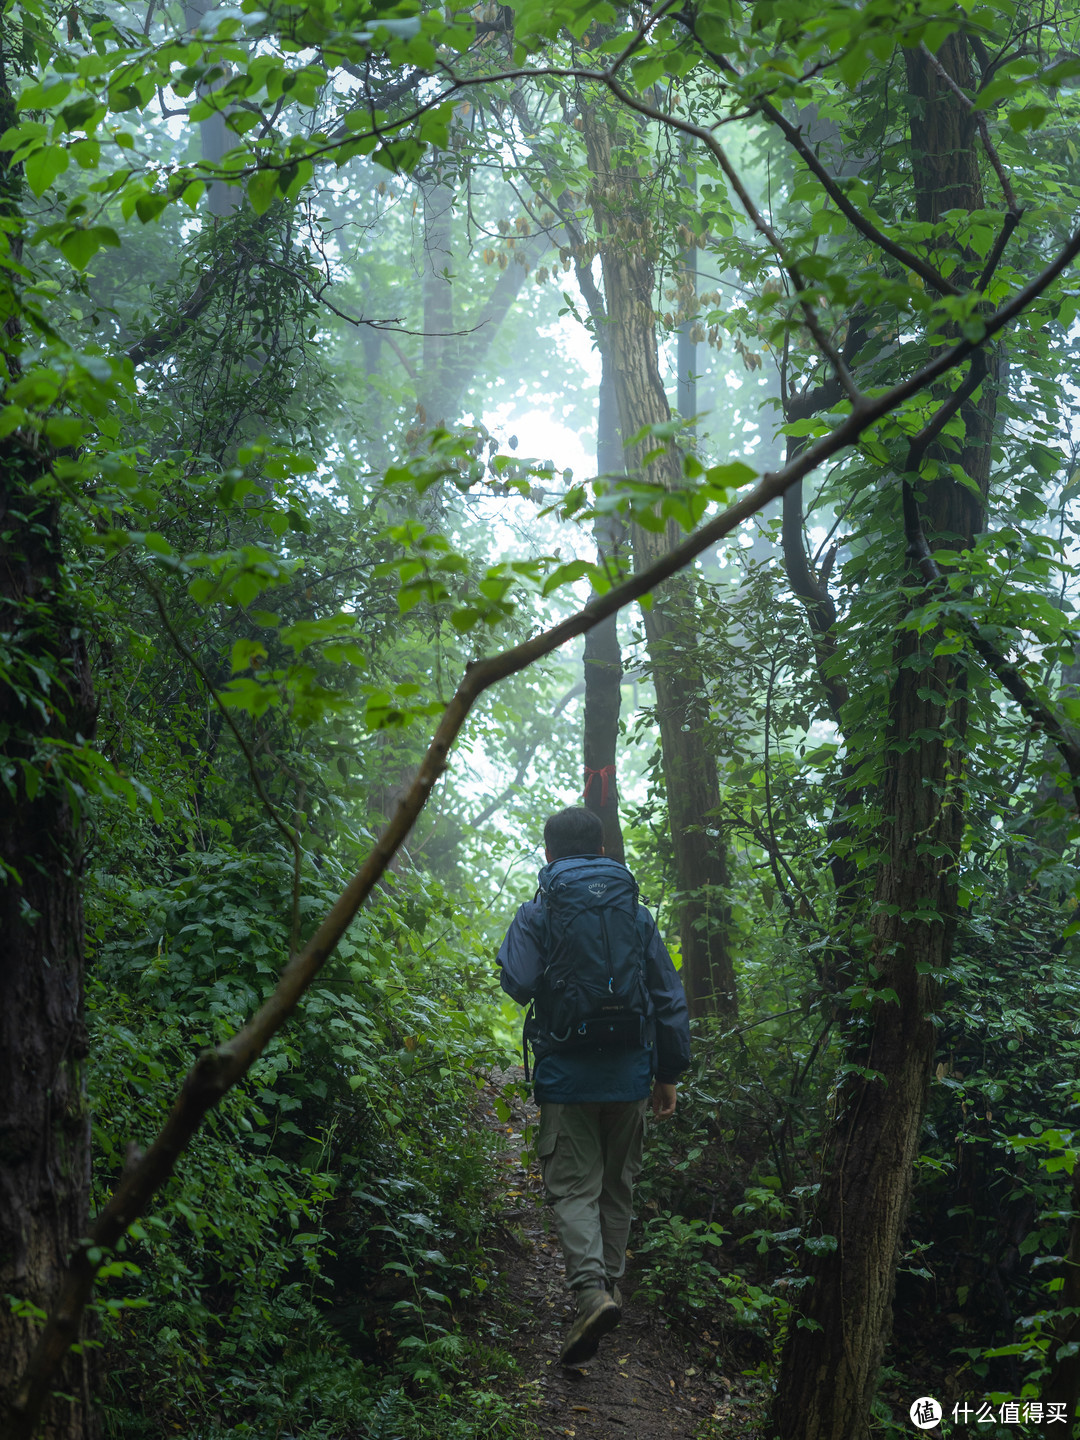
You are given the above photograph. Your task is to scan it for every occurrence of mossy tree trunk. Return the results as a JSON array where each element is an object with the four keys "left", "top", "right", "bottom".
[
  {"left": 771, "top": 37, "right": 995, "bottom": 1438},
  {"left": 0, "top": 47, "right": 97, "bottom": 1435},
  {"left": 0, "top": 474, "right": 97, "bottom": 1440},
  {"left": 581, "top": 101, "right": 735, "bottom": 1015},
  {"left": 582, "top": 347, "right": 627, "bottom": 863}
]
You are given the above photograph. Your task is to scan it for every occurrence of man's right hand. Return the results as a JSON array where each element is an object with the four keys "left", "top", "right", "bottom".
[{"left": 651, "top": 1082, "right": 677, "bottom": 1119}]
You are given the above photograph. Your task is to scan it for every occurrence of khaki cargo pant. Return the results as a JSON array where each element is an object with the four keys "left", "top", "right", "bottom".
[{"left": 537, "top": 1099, "right": 648, "bottom": 1295}]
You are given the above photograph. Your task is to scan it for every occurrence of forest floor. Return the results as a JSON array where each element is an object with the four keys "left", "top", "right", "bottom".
[{"left": 473, "top": 1068, "right": 762, "bottom": 1440}]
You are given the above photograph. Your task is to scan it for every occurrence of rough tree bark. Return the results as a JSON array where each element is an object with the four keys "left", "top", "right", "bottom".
[
  {"left": 582, "top": 346, "right": 627, "bottom": 862},
  {"left": 772, "top": 36, "right": 997, "bottom": 1438},
  {"left": 0, "top": 477, "right": 97, "bottom": 1440},
  {"left": 0, "top": 45, "right": 97, "bottom": 1439},
  {"left": 581, "top": 98, "right": 735, "bottom": 1015}
]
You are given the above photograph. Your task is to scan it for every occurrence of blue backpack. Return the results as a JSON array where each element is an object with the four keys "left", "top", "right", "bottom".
[{"left": 522, "top": 855, "right": 652, "bottom": 1079}]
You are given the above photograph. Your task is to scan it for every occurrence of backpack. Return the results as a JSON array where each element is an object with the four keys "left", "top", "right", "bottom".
[{"left": 522, "top": 855, "right": 652, "bottom": 1080}]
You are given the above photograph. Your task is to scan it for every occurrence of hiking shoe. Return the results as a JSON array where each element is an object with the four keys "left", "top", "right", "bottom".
[
  {"left": 608, "top": 1283, "right": 623, "bottom": 1313},
  {"left": 560, "top": 1288, "right": 620, "bottom": 1366}
]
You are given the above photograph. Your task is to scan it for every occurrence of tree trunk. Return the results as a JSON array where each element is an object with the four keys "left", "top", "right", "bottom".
[
  {"left": 184, "top": 0, "right": 241, "bottom": 217},
  {"left": 582, "top": 101, "right": 735, "bottom": 1015},
  {"left": 419, "top": 163, "right": 457, "bottom": 427},
  {"left": 0, "top": 474, "right": 97, "bottom": 1440},
  {"left": 771, "top": 37, "right": 994, "bottom": 1436},
  {"left": 0, "top": 48, "right": 96, "bottom": 1437},
  {"left": 770, "top": 615, "right": 974, "bottom": 1437},
  {"left": 1043, "top": 1159, "right": 1080, "bottom": 1418},
  {"left": 582, "top": 347, "right": 627, "bottom": 863},
  {"left": 676, "top": 152, "right": 697, "bottom": 429}
]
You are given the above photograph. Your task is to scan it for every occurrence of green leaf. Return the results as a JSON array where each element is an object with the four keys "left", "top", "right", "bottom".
[
  {"left": 1008, "top": 106, "right": 1049, "bottom": 133},
  {"left": 542, "top": 559, "right": 598, "bottom": 596},
  {"left": 706, "top": 461, "right": 756, "bottom": 491},
  {"left": 135, "top": 193, "right": 169, "bottom": 224},
  {"left": 59, "top": 97, "right": 100, "bottom": 132},
  {"left": 69, "top": 139, "right": 100, "bottom": 169},
  {"left": 43, "top": 415, "right": 84, "bottom": 447},
  {"left": 25, "top": 146, "right": 69, "bottom": 197},
  {"left": 230, "top": 639, "right": 268, "bottom": 673},
  {"left": 247, "top": 169, "right": 279, "bottom": 215},
  {"left": 59, "top": 226, "right": 120, "bottom": 270}
]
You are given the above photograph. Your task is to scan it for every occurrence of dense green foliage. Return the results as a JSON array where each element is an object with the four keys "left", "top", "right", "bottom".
[
  {"left": 4, "top": 0, "right": 1080, "bottom": 1435},
  {"left": 87, "top": 849, "right": 524, "bottom": 1439}
]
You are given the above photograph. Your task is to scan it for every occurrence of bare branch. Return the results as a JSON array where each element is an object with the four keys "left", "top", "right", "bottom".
[
  {"left": 384, "top": 332, "right": 417, "bottom": 380},
  {"left": 127, "top": 264, "right": 235, "bottom": 366},
  {"left": 468, "top": 681, "right": 584, "bottom": 829}
]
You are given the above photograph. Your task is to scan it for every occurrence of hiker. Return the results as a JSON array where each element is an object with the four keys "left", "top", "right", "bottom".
[{"left": 497, "top": 805, "right": 691, "bottom": 1366}]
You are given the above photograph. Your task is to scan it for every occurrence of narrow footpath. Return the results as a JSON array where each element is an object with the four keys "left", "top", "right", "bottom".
[{"left": 476, "top": 1068, "right": 738, "bottom": 1440}]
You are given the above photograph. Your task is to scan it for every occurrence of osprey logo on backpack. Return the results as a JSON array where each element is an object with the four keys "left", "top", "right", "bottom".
[{"left": 522, "top": 855, "right": 652, "bottom": 1079}]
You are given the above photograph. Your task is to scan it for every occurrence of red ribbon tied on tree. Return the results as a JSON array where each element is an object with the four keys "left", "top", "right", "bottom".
[{"left": 582, "top": 765, "right": 617, "bottom": 807}]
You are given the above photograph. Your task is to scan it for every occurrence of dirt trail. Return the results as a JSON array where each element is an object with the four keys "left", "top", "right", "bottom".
[{"left": 476, "top": 1069, "right": 728, "bottom": 1440}]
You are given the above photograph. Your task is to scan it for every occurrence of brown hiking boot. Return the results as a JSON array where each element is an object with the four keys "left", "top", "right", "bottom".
[{"left": 560, "top": 1287, "right": 620, "bottom": 1366}]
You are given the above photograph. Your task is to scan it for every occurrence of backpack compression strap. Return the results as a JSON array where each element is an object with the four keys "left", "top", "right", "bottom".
[{"left": 522, "top": 1002, "right": 533, "bottom": 1083}]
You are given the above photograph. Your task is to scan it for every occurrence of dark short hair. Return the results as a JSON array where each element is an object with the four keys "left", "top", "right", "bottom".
[{"left": 544, "top": 806, "right": 604, "bottom": 860}]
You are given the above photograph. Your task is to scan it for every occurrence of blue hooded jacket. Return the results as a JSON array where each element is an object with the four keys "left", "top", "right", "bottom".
[{"left": 497, "top": 855, "right": 691, "bottom": 1104}]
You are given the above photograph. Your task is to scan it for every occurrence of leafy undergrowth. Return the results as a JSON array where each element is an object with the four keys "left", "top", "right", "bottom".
[{"left": 85, "top": 845, "right": 536, "bottom": 1440}]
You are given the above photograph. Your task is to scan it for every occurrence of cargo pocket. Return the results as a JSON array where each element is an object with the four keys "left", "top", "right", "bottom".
[{"left": 537, "top": 1104, "right": 562, "bottom": 1197}]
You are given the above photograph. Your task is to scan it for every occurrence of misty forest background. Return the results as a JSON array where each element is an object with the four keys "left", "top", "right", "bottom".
[{"left": 3, "top": 0, "right": 1080, "bottom": 1436}]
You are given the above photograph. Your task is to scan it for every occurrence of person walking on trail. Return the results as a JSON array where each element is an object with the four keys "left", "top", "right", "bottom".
[{"left": 497, "top": 806, "right": 691, "bottom": 1367}]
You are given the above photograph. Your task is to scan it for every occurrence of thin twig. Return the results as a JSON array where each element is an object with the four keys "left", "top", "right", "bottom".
[
  {"left": 384, "top": 332, "right": 417, "bottom": 380},
  {"left": 976, "top": 209, "right": 1023, "bottom": 293},
  {"left": 905, "top": 348, "right": 989, "bottom": 474},
  {"left": 605, "top": 0, "right": 683, "bottom": 80},
  {"left": 128, "top": 263, "right": 238, "bottom": 365},
  {"left": 147, "top": 580, "right": 304, "bottom": 955},
  {"left": 467, "top": 680, "right": 584, "bottom": 829}
]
